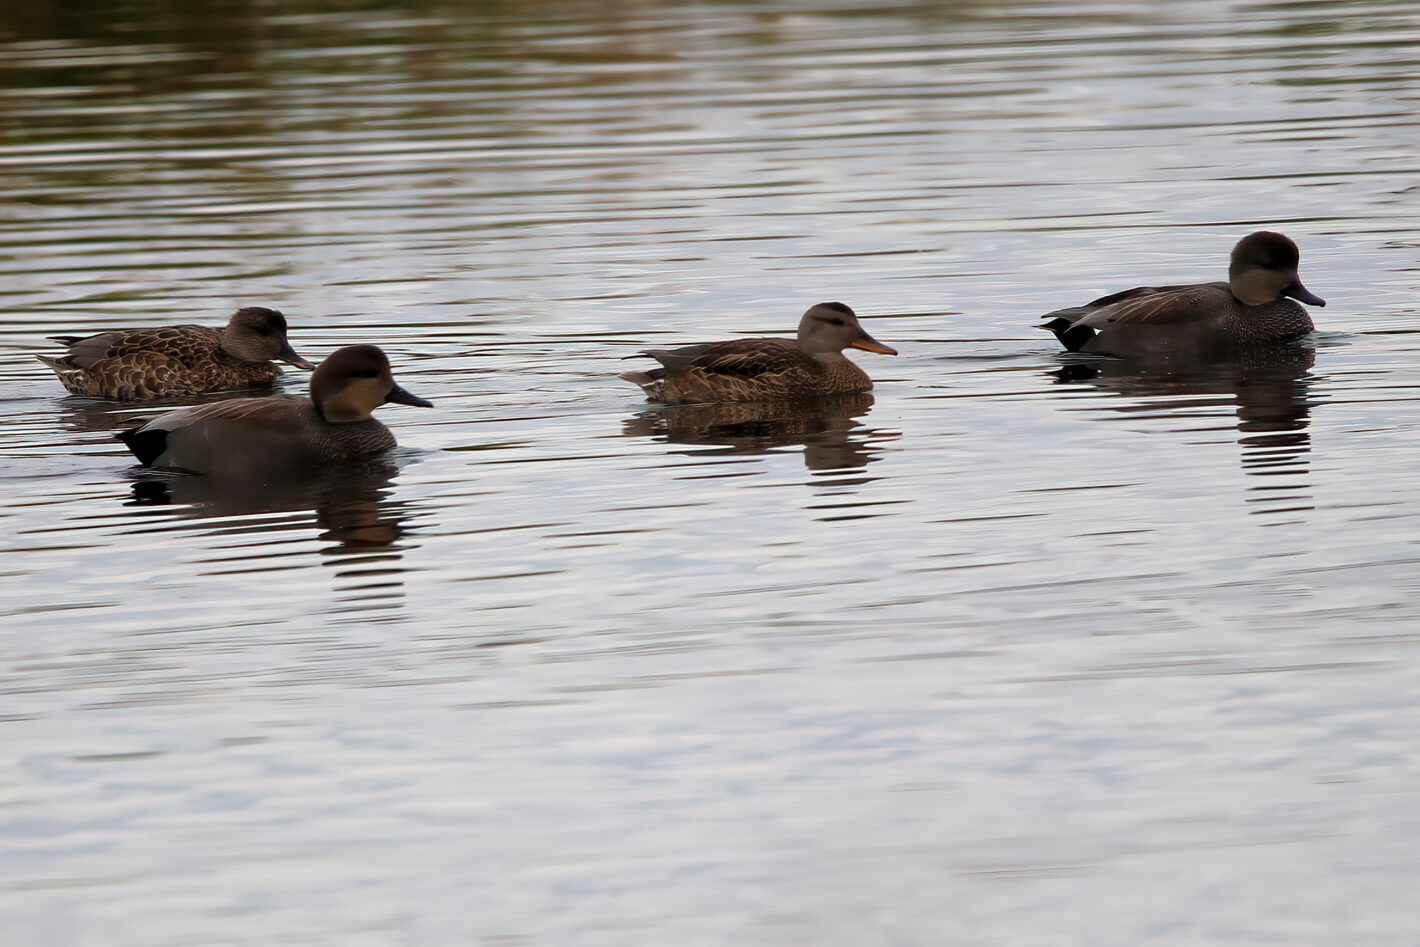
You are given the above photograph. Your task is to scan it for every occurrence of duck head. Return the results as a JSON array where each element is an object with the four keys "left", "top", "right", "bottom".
[
  {"left": 796, "top": 302, "right": 898, "bottom": 357},
  {"left": 221, "top": 306, "right": 315, "bottom": 369},
  {"left": 311, "top": 344, "right": 433, "bottom": 423},
  {"left": 1228, "top": 231, "right": 1325, "bottom": 308}
]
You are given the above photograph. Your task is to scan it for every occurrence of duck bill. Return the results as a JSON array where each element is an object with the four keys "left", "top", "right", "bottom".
[
  {"left": 385, "top": 382, "right": 433, "bottom": 408},
  {"left": 277, "top": 341, "right": 316, "bottom": 370},
  {"left": 1283, "top": 278, "right": 1326, "bottom": 308},
  {"left": 849, "top": 332, "right": 898, "bottom": 356}
]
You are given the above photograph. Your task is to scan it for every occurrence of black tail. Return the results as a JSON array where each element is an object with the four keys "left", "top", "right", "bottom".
[
  {"left": 47, "top": 335, "right": 85, "bottom": 346},
  {"left": 115, "top": 425, "right": 167, "bottom": 467},
  {"left": 1041, "top": 317, "right": 1096, "bottom": 353}
]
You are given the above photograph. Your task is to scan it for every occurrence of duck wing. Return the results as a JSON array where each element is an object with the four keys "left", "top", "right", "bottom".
[
  {"left": 150, "top": 395, "right": 307, "bottom": 433},
  {"left": 51, "top": 325, "right": 219, "bottom": 368},
  {"left": 1069, "top": 282, "right": 1230, "bottom": 330},
  {"left": 642, "top": 338, "right": 807, "bottom": 378},
  {"left": 117, "top": 396, "right": 309, "bottom": 469}
]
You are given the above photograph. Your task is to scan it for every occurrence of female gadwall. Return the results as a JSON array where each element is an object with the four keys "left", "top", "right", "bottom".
[
  {"left": 38, "top": 306, "right": 313, "bottom": 400},
  {"left": 619, "top": 302, "right": 897, "bottom": 404},
  {"left": 117, "top": 344, "right": 431, "bottom": 475},
  {"left": 1041, "top": 231, "right": 1326, "bottom": 358}
]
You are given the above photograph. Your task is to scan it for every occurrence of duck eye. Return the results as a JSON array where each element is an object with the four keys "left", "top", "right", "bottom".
[
  {"left": 829, "top": 318, "right": 846, "bottom": 326},
  {"left": 352, "top": 369, "right": 380, "bottom": 379}
]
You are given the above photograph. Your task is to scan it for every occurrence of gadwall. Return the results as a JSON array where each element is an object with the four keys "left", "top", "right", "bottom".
[
  {"left": 619, "top": 302, "right": 897, "bottom": 404},
  {"left": 117, "top": 344, "right": 431, "bottom": 475},
  {"left": 1041, "top": 231, "right": 1325, "bottom": 358},
  {"left": 38, "top": 306, "right": 313, "bottom": 400}
]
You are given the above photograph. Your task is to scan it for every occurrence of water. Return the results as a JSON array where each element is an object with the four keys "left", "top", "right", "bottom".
[{"left": 3, "top": 0, "right": 1420, "bottom": 942}]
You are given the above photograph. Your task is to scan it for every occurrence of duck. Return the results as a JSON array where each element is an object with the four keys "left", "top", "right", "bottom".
[
  {"left": 37, "top": 306, "right": 314, "bottom": 400},
  {"left": 116, "top": 344, "right": 431, "bottom": 476},
  {"left": 1040, "top": 231, "right": 1326, "bottom": 359},
  {"left": 619, "top": 301, "right": 897, "bottom": 404}
]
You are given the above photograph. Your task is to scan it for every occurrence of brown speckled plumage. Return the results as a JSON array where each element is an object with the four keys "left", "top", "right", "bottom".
[
  {"left": 1041, "top": 231, "right": 1325, "bottom": 359},
  {"left": 620, "top": 302, "right": 897, "bottom": 404},
  {"left": 37, "top": 306, "right": 312, "bottom": 400}
]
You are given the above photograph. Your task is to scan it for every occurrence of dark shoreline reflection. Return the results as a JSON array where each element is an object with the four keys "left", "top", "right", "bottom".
[
  {"left": 1049, "top": 345, "right": 1317, "bottom": 516},
  {"left": 125, "top": 459, "right": 419, "bottom": 615},
  {"left": 622, "top": 393, "right": 888, "bottom": 472}
]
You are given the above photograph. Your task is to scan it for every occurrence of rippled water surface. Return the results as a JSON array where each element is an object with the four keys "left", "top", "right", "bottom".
[{"left": 5, "top": 0, "right": 1420, "bottom": 942}]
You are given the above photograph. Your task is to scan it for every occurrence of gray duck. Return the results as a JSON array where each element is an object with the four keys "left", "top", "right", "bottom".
[
  {"left": 1041, "top": 231, "right": 1325, "bottom": 359},
  {"left": 619, "top": 302, "right": 897, "bottom": 404},
  {"left": 38, "top": 306, "right": 313, "bottom": 400},
  {"left": 117, "top": 344, "right": 431, "bottom": 476}
]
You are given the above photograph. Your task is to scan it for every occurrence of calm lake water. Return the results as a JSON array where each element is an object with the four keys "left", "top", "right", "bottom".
[{"left": 4, "top": 0, "right": 1420, "bottom": 943}]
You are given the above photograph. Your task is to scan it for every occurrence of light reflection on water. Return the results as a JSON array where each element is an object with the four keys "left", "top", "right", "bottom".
[{"left": 3, "top": 0, "right": 1420, "bottom": 943}]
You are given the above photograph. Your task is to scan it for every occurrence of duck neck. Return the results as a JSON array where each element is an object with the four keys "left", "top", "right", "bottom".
[
  {"left": 316, "top": 392, "right": 375, "bottom": 424},
  {"left": 1229, "top": 268, "right": 1279, "bottom": 307},
  {"left": 217, "top": 327, "right": 241, "bottom": 358},
  {"left": 217, "top": 328, "right": 266, "bottom": 363}
]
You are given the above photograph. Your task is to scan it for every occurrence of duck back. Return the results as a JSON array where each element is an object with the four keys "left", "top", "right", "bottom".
[
  {"left": 39, "top": 325, "right": 284, "bottom": 400},
  {"left": 119, "top": 396, "right": 396, "bottom": 476},
  {"left": 1043, "top": 282, "right": 1314, "bottom": 359},
  {"left": 623, "top": 339, "right": 872, "bottom": 404}
]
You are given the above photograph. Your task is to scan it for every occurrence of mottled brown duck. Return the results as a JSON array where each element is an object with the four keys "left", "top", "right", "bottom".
[
  {"left": 1041, "top": 231, "right": 1325, "bottom": 359},
  {"left": 117, "top": 344, "right": 431, "bottom": 476},
  {"left": 38, "top": 306, "right": 313, "bottom": 400},
  {"left": 619, "top": 302, "right": 897, "bottom": 404}
]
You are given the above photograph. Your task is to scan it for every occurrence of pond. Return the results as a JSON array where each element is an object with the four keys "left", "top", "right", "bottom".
[{"left": 2, "top": 0, "right": 1419, "bottom": 942}]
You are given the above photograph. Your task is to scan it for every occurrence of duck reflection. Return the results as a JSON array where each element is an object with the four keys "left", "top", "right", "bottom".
[
  {"left": 126, "top": 460, "right": 417, "bottom": 615},
  {"left": 56, "top": 387, "right": 281, "bottom": 435},
  {"left": 1050, "top": 345, "right": 1317, "bottom": 515},
  {"left": 622, "top": 393, "right": 887, "bottom": 471}
]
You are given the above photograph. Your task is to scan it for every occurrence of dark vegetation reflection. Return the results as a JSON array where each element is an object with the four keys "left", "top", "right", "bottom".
[
  {"left": 1050, "top": 346, "right": 1317, "bottom": 516},
  {"left": 623, "top": 394, "right": 890, "bottom": 472},
  {"left": 0, "top": 0, "right": 1010, "bottom": 149}
]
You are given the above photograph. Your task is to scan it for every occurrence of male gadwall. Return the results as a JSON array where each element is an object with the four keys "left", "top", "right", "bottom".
[
  {"left": 1041, "top": 231, "right": 1325, "bottom": 358},
  {"left": 117, "top": 344, "right": 431, "bottom": 475},
  {"left": 38, "top": 306, "right": 313, "bottom": 400},
  {"left": 619, "top": 302, "right": 897, "bottom": 404}
]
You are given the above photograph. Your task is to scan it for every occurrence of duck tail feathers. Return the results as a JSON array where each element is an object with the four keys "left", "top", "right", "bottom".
[
  {"left": 1041, "top": 316, "right": 1096, "bottom": 352},
  {"left": 115, "top": 425, "right": 167, "bottom": 467}
]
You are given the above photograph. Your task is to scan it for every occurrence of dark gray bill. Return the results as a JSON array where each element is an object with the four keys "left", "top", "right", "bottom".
[
  {"left": 385, "top": 382, "right": 433, "bottom": 408},
  {"left": 1284, "top": 279, "right": 1326, "bottom": 307}
]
